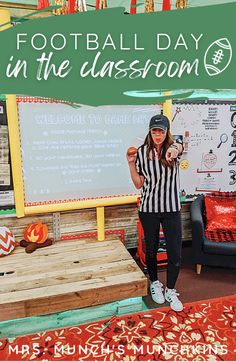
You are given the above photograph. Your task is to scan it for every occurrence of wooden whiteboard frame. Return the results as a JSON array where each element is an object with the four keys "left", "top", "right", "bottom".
[{"left": 6, "top": 97, "right": 145, "bottom": 217}]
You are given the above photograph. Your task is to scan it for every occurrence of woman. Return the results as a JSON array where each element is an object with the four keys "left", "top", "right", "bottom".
[{"left": 127, "top": 114, "right": 184, "bottom": 312}]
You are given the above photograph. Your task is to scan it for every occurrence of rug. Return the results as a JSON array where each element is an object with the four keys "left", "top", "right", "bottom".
[{"left": 0, "top": 295, "right": 235, "bottom": 361}]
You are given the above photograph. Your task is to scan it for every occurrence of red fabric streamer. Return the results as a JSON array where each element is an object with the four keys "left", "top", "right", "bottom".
[
  {"left": 162, "top": 0, "right": 171, "bottom": 10},
  {"left": 96, "top": 0, "right": 100, "bottom": 10},
  {"left": 130, "top": 0, "right": 136, "bottom": 14},
  {"left": 68, "top": 0, "right": 76, "bottom": 13},
  {"left": 37, "top": 0, "right": 50, "bottom": 10}
]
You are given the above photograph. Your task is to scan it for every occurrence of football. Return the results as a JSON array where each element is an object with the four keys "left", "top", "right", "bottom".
[
  {"left": 127, "top": 147, "right": 137, "bottom": 156},
  {"left": 204, "top": 38, "right": 232, "bottom": 76}
]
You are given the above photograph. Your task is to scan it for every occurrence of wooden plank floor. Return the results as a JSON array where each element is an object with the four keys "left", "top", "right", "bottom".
[{"left": 0, "top": 236, "right": 147, "bottom": 321}]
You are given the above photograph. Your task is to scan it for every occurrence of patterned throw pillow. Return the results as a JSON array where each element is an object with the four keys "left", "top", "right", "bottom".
[
  {"left": 209, "top": 191, "right": 236, "bottom": 199},
  {"left": 205, "top": 193, "right": 236, "bottom": 242}
]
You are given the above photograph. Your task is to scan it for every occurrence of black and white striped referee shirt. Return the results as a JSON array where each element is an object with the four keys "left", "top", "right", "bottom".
[{"left": 136, "top": 145, "right": 181, "bottom": 213}]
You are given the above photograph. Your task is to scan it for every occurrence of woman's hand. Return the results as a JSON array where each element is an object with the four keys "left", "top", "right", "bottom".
[
  {"left": 126, "top": 147, "right": 137, "bottom": 163},
  {"left": 126, "top": 147, "right": 144, "bottom": 189},
  {"left": 126, "top": 153, "right": 137, "bottom": 163},
  {"left": 166, "top": 146, "right": 179, "bottom": 162}
]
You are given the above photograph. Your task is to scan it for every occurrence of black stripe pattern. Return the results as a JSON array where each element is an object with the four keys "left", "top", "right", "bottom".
[{"left": 136, "top": 145, "right": 181, "bottom": 213}]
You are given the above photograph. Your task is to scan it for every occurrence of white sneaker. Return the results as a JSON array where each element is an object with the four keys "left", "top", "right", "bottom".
[
  {"left": 150, "top": 281, "right": 165, "bottom": 304},
  {"left": 165, "top": 288, "right": 183, "bottom": 312}
]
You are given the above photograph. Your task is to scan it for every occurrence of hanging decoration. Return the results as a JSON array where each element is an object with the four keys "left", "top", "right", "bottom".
[
  {"left": 176, "top": 0, "right": 188, "bottom": 9},
  {"left": 145, "top": 0, "right": 154, "bottom": 12},
  {"left": 130, "top": 0, "right": 136, "bottom": 14},
  {"left": 53, "top": 0, "right": 87, "bottom": 15},
  {"left": 143, "top": 0, "right": 172, "bottom": 14},
  {"left": 77, "top": 0, "right": 87, "bottom": 12},
  {"left": 37, "top": 0, "right": 50, "bottom": 9},
  {"left": 68, "top": 0, "right": 76, "bottom": 13},
  {"left": 162, "top": 0, "right": 171, "bottom": 11},
  {"left": 96, "top": 0, "right": 107, "bottom": 10},
  {"left": 53, "top": 0, "right": 67, "bottom": 15}
]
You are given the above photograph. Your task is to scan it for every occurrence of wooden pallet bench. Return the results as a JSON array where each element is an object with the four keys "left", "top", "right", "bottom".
[{"left": 0, "top": 236, "right": 147, "bottom": 321}]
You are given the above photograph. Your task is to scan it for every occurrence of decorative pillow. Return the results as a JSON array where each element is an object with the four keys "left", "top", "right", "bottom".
[
  {"left": 0, "top": 227, "right": 16, "bottom": 256},
  {"left": 209, "top": 191, "right": 236, "bottom": 199},
  {"left": 205, "top": 195, "right": 236, "bottom": 242},
  {"left": 24, "top": 222, "right": 48, "bottom": 244}
]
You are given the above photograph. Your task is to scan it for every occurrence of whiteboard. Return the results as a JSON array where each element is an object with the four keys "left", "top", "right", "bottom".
[
  {"left": 18, "top": 102, "right": 160, "bottom": 205},
  {"left": 172, "top": 102, "right": 236, "bottom": 195}
]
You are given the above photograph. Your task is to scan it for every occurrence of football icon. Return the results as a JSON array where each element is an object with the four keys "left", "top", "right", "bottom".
[{"left": 204, "top": 38, "right": 232, "bottom": 76}]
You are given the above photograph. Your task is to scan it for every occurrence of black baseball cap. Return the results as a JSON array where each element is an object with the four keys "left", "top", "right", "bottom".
[{"left": 149, "top": 114, "right": 170, "bottom": 131}]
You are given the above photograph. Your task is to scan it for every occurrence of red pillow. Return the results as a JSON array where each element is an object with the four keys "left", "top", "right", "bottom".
[
  {"left": 205, "top": 196, "right": 236, "bottom": 242},
  {"left": 209, "top": 191, "right": 236, "bottom": 199}
]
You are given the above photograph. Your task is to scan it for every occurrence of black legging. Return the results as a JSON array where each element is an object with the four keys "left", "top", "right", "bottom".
[{"left": 139, "top": 211, "right": 182, "bottom": 289}]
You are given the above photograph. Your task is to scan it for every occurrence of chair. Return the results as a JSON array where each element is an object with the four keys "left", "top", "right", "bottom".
[{"left": 190, "top": 195, "right": 236, "bottom": 274}]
